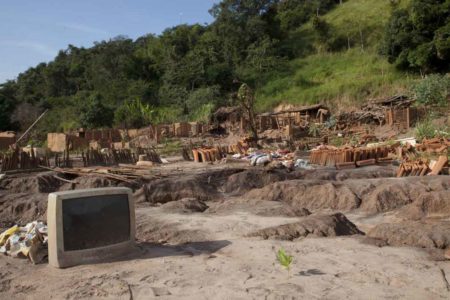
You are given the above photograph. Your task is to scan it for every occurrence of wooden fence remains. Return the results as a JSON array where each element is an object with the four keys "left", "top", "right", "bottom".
[
  {"left": 79, "top": 148, "right": 161, "bottom": 167},
  {"left": 0, "top": 147, "right": 50, "bottom": 172}
]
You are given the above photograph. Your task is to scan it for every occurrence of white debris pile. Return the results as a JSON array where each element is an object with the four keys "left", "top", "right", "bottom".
[{"left": 0, "top": 221, "right": 48, "bottom": 264}]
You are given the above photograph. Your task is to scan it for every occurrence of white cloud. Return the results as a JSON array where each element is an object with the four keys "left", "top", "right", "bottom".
[
  {"left": 0, "top": 40, "right": 57, "bottom": 57},
  {"left": 58, "top": 22, "right": 109, "bottom": 35}
]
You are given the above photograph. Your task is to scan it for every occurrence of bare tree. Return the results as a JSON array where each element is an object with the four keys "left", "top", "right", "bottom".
[{"left": 237, "top": 83, "right": 258, "bottom": 140}]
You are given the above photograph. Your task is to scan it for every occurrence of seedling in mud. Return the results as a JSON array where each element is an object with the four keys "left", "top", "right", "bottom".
[{"left": 277, "top": 248, "right": 293, "bottom": 277}]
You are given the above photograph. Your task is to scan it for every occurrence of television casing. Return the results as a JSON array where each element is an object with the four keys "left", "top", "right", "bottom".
[{"left": 47, "top": 187, "right": 135, "bottom": 268}]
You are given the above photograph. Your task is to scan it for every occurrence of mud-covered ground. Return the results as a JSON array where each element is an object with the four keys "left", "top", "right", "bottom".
[{"left": 0, "top": 159, "right": 449, "bottom": 299}]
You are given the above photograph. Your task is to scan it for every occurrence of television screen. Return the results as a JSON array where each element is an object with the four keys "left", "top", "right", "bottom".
[{"left": 62, "top": 194, "right": 130, "bottom": 251}]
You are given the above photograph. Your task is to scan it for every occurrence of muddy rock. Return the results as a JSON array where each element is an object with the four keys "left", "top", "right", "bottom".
[
  {"left": 160, "top": 198, "right": 209, "bottom": 213},
  {"left": 367, "top": 221, "right": 450, "bottom": 249},
  {"left": 248, "top": 213, "right": 363, "bottom": 240}
]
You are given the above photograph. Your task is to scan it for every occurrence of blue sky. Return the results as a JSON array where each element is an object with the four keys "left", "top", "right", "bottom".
[{"left": 0, "top": 0, "right": 217, "bottom": 83}]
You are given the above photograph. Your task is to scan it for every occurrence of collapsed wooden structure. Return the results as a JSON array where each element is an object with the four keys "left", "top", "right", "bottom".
[
  {"left": 258, "top": 104, "right": 329, "bottom": 131},
  {"left": 371, "top": 95, "right": 417, "bottom": 129},
  {"left": 397, "top": 155, "right": 448, "bottom": 177}
]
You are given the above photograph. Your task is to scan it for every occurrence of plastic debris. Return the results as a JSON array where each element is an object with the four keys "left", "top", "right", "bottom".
[
  {"left": 295, "top": 159, "right": 312, "bottom": 169},
  {"left": 0, "top": 221, "right": 48, "bottom": 264}
]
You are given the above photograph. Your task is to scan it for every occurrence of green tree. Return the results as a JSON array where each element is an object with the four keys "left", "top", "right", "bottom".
[
  {"left": 381, "top": 0, "right": 450, "bottom": 73},
  {"left": 79, "top": 94, "right": 114, "bottom": 129},
  {"left": 414, "top": 74, "right": 450, "bottom": 107},
  {"left": 0, "top": 81, "right": 19, "bottom": 130}
]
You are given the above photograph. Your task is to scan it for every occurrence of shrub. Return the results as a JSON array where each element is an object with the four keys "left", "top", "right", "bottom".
[
  {"left": 114, "top": 98, "right": 154, "bottom": 128},
  {"left": 415, "top": 118, "right": 437, "bottom": 141},
  {"left": 414, "top": 74, "right": 450, "bottom": 107}
]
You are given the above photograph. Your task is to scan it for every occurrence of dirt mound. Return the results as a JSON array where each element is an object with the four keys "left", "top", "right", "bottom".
[
  {"left": 160, "top": 198, "right": 209, "bottom": 213},
  {"left": 396, "top": 191, "right": 450, "bottom": 220},
  {"left": 138, "top": 177, "right": 220, "bottom": 204},
  {"left": 0, "top": 192, "right": 47, "bottom": 224},
  {"left": 248, "top": 213, "right": 363, "bottom": 240},
  {"left": 291, "top": 166, "right": 396, "bottom": 181},
  {"left": 351, "top": 177, "right": 449, "bottom": 214},
  {"left": 246, "top": 176, "right": 450, "bottom": 214},
  {"left": 0, "top": 172, "right": 62, "bottom": 193},
  {"left": 367, "top": 221, "right": 450, "bottom": 249},
  {"left": 224, "top": 166, "right": 396, "bottom": 196},
  {"left": 256, "top": 206, "right": 311, "bottom": 218},
  {"left": 138, "top": 168, "right": 243, "bottom": 205},
  {"left": 247, "top": 180, "right": 360, "bottom": 211},
  {"left": 58, "top": 175, "right": 123, "bottom": 191},
  {"left": 223, "top": 168, "right": 292, "bottom": 195},
  {"left": 0, "top": 172, "right": 133, "bottom": 195}
]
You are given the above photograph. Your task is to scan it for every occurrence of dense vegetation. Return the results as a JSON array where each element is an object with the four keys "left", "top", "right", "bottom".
[{"left": 0, "top": 0, "right": 448, "bottom": 137}]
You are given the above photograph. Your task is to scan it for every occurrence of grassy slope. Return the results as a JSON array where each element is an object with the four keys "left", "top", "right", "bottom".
[{"left": 256, "top": 0, "right": 415, "bottom": 111}]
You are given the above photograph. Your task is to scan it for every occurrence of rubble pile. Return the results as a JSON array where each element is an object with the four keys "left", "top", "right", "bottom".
[
  {"left": 396, "top": 138, "right": 449, "bottom": 177},
  {"left": 397, "top": 155, "right": 448, "bottom": 177},
  {"left": 415, "top": 138, "right": 449, "bottom": 154},
  {"left": 309, "top": 145, "right": 392, "bottom": 168}
]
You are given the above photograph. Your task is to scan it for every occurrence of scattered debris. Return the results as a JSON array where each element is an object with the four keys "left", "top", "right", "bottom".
[
  {"left": 309, "top": 145, "right": 391, "bottom": 167},
  {"left": 0, "top": 221, "right": 48, "bottom": 264}
]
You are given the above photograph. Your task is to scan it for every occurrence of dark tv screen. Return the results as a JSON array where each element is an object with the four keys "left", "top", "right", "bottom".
[{"left": 62, "top": 194, "right": 130, "bottom": 251}]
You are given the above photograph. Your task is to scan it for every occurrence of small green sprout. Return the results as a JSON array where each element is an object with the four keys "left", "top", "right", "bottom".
[{"left": 277, "top": 248, "right": 293, "bottom": 277}]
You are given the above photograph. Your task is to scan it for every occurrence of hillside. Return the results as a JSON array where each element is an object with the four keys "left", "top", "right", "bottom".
[
  {"left": 1, "top": 0, "right": 448, "bottom": 137},
  {"left": 256, "top": 0, "right": 415, "bottom": 111}
]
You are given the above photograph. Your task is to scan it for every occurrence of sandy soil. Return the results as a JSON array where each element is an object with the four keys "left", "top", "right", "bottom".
[{"left": 0, "top": 162, "right": 449, "bottom": 299}]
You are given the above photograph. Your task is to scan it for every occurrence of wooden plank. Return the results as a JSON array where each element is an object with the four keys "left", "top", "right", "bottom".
[{"left": 429, "top": 156, "right": 448, "bottom": 175}]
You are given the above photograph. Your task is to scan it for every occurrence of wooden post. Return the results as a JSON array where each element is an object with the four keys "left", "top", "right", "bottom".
[{"left": 406, "top": 107, "right": 410, "bottom": 129}]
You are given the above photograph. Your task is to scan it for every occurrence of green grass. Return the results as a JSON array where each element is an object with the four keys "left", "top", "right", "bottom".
[
  {"left": 256, "top": 0, "right": 416, "bottom": 111},
  {"left": 158, "top": 138, "right": 183, "bottom": 156}
]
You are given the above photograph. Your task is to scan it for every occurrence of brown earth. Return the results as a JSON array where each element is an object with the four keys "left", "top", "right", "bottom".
[
  {"left": 247, "top": 213, "right": 363, "bottom": 240},
  {"left": 367, "top": 221, "right": 450, "bottom": 249},
  {"left": 0, "top": 161, "right": 449, "bottom": 299},
  {"left": 246, "top": 176, "right": 450, "bottom": 214},
  {"left": 136, "top": 168, "right": 244, "bottom": 204},
  {"left": 208, "top": 198, "right": 313, "bottom": 217},
  {"left": 160, "top": 198, "right": 209, "bottom": 214},
  {"left": 224, "top": 165, "right": 396, "bottom": 195}
]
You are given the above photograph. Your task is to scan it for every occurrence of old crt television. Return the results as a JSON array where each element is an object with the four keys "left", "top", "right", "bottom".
[{"left": 47, "top": 187, "right": 135, "bottom": 268}]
